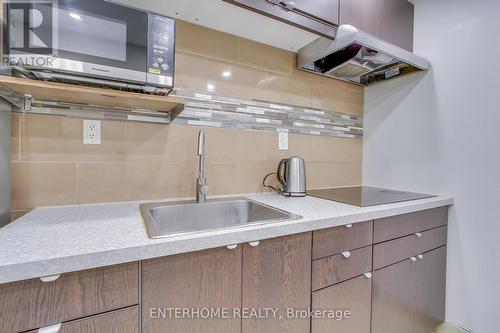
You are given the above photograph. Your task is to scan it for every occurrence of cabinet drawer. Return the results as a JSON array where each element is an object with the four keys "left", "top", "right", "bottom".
[
  {"left": 373, "top": 226, "right": 447, "bottom": 270},
  {"left": 374, "top": 207, "right": 448, "bottom": 243},
  {"left": 313, "top": 221, "right": 373, "bottom": 259},
  {"left": 312, "top": 275, "right": 372, "bottom": 333},
  {"left": 312, "top": 246, "right": 372, "bottom": 291},
  {"left": 27, "top": 306, "right": 139, "bottom": 333},
  {"left": 0, "top": 262, "right": 139, "bottom": 333}
]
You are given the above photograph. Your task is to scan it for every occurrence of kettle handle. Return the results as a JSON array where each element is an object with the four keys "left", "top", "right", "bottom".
[{"left": 277, "top": 159, "right": 288, "bottom": 188}]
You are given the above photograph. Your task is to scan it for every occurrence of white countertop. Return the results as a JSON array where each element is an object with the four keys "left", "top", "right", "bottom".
[{"left": 0, "top": 193, "right": 453, "bottom": 284}]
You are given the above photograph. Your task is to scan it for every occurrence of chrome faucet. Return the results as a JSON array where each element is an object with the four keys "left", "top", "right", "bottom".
[{"left": 196, "top": 130, "right": 208, "bottom": 203}]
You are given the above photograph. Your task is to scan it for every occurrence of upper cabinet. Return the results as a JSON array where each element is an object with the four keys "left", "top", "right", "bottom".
[
  {"left": 223, "top": 0, "right": 338, "bottom": 38},
  {"left": 340, "top": 0, "right": 414, "bottom": 51},
  {"left": 289, "top": 0, "right": 340, "bottom": 26},
  {"left": 224, "top": 0, "right": 414, "bottom": 51}
]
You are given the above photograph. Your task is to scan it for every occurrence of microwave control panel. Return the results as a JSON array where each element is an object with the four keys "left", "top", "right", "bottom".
[{"left": 147, "top": 14, "right": 175, "bottom": 87}]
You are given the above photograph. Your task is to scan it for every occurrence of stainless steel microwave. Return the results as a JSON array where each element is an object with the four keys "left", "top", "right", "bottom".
[{"left": 3, "top": 0, "right": 175, "bottom": 93}]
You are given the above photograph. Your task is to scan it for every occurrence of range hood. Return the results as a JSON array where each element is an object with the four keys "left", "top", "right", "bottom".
[{"left": 298, "top": 25, "right": 430, "bottom": 86}]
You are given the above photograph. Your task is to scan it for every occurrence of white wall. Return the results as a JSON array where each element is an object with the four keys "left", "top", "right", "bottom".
[{"left": 363, "top": 0, "right": 500, "bottom": 332}]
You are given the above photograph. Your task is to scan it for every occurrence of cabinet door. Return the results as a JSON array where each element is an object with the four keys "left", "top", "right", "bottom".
[
  {"left": 28, "top": 307, "right": 139, "bottom": 333},
  {"left": 371, "top": 257, "right": 417, "bottom": 333},
  {"left": 242, "top": 233, "right": 312, "bottom": 333},
  {"left": 292, "top": 0, "right": 340, "bottom": 25},
  {"left": 414, "top": 247, "right": 447, "bottom": 333},
  {"left": 0, "top": 263, "right": 139, "bottom": 333},
  {"left": 142, "top": 247, "right": 242, "bottom": 333},
  {"left": 223, "top": 0, "right": 337, "bottom": 38},
  {"left": 312, "top": 275, "right": 372, "bottom": 333}
]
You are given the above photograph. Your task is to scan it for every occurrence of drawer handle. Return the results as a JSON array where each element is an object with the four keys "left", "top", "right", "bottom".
[
  {"left": 417, "top": 254, "right": 424, "bottom": 260},
  {"left": 415, "top": 232, "right": 423, "bottom": 238},
  {"left": 249, "top": 241, "right": 260, "bottom": 247},
  {"left": 38, "top": 323, "right": 62, "bottom": 333},
  {"left": 409, "top": 256, "right": 417, "bottom": 262},
  {"left": 364, "top": 272, "right": 372, "bottom": 279},
  {"left": 40, "top": 274, "right": 61, "bottom": 283},
  {"left": 226, "top": 244, "right": 238, "bottom": 250},
  {"left": 345, "top": 224, "right": 353, "bottom": 229},
  {"left": 341, "top": 251, "right": 351, "bottom": 258}
]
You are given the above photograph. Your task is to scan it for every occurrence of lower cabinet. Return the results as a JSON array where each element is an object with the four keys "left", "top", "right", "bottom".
[
  {"left": 141, "top": 246, "right": 242, "bottom": 333},
  {"left": 0, "top": 208, "right": 448, "bottom": 333},
  {"left": 414, "top": 246, "right": 447, "bottom": 333},
  {"left": 141, "top": 232, "right": 312, "bottom": 333},
  {"left": 0, "top": 263, "right": 139, "bottom": 333},
  {"left": 312, "top": 275, "right": 372, "bottom": 333},
  {"left": 27, "top": 307, "right": 139, "bottom": 333},
  {"left": 372, "top": 246, "right": 447, "bottom": 333},
  {"left": 242, "top": 233, "right": 312, "bottom": 333}
]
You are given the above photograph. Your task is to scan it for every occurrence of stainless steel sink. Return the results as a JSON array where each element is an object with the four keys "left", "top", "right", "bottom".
[{"left": 140, "top": 198, "right": 302, "bottom": 239}]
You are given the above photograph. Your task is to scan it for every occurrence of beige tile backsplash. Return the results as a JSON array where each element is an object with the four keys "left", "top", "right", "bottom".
[{"left": 10, "top": 20, "right": 363, "bottom": 213}]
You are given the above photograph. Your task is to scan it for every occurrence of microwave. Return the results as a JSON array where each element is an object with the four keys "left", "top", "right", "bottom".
[{"left": 3, "top": 0, "right": 175, "bottom": 94}]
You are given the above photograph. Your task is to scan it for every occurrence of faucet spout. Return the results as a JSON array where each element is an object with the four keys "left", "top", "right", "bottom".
[{"left": 196, "top": 130, "right": 208, "bottom": 203}]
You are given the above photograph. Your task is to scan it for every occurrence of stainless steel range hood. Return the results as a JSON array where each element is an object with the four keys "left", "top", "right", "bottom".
[{"left": 298, "top": 25, "right": 430, "bottom": 85}]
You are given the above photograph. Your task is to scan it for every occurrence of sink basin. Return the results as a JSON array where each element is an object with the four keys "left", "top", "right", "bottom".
[{"left": 140, "top": 198, "right": 302, "bottom": 239}]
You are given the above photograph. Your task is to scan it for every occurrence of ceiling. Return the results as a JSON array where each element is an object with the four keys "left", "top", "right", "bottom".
[{"left": 112, "top": 0, "right": 318, "bottom": 51}]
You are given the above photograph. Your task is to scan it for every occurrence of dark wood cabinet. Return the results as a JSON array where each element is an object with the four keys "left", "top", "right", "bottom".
[
  {"left": 141, "top": 233, "right": 312, "bottom": 333},
  {"left": 27, "top": 307, "right": 139, "bottom": 333},
  {"left": 372, "top": 255, "right": 417, "bottom": 333},
  {"left": 0, "top": 263, "right": 139, "bottom": 333},
  {"left": 372, "top": 246, "right": 447, "bottom": 333},
  {"left": 312, "top": 246, "right": 372, "bottom": 291},
  {"left": 312, "top": 221, "right": 373, "bottom": 259},
  {"left": 242, "top": 233, "right": 312, "bottom": 333},
  {"left": 374, "top": 207, "right": 448, "bottom": 243},
  {"left": 373, "top": 225, "right": 447, "bottom": 270},
  {"left": 414, "top": 246, "right": 447, "bottom": 332},
  {"left": 312, "top": 274, "right": 372, "bottom": 333},
  {"left": 141, "top": 247, "right": 242, "bottom": 333},
  {"left": 0, "top": 207, "right": 449, "bottom": 333}
]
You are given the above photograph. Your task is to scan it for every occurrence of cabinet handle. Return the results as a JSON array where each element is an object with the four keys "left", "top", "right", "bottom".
[
  {"left": 345, "top": 224, "right": 353, "bottom": 229},
  {"left": 226, "top": 244, "right": 238, "bottom": 250},
  {"left": 364, "top": 272, "right": 372, "bottom": 279},
  {"left": 249, "top": 241, "right": 260, "bottom": 247},
  {"left": 409, "top": 256, "right": 417, "bottom": 262},
  {"left": 417, "top": 254, "right": 424, "bottom": 260},
  {"left": 414, "top": 232, "right": 423, "bottom": 238},
  {"left": 38, "top": 323, "right": 62, "bottom": 333},
  {"left": 341, "top": 251, "right": 351, "bottom": 258},
  {"left": 40, "top": 274, "right": 61, "bottom": 283}
]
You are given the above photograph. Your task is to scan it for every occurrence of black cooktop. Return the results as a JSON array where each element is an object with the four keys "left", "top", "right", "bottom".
[{"left": 307, "top": 186, "right": 436, "bottom": 207}]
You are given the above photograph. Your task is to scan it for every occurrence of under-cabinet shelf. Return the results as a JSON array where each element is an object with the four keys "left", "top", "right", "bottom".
[{"left": 0, "top": 75, "right": 185, "bottom": 123}]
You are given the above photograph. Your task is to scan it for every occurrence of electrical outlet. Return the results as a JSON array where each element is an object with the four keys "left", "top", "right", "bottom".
[
  {"left": 83, "top": 120, "right": 101, "bottom": 145},
  {"left": 279, "top": 132, "right": 288, "bottom": 151}
]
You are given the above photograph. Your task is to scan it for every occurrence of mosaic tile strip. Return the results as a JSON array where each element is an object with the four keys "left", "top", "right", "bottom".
[{"left": 172, "top": 90, "right": 363, "bottom": 138}]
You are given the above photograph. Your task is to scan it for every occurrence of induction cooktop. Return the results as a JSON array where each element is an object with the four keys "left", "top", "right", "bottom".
[{"left": 307, "top": 186, "right": 436, "bottom": 207}]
